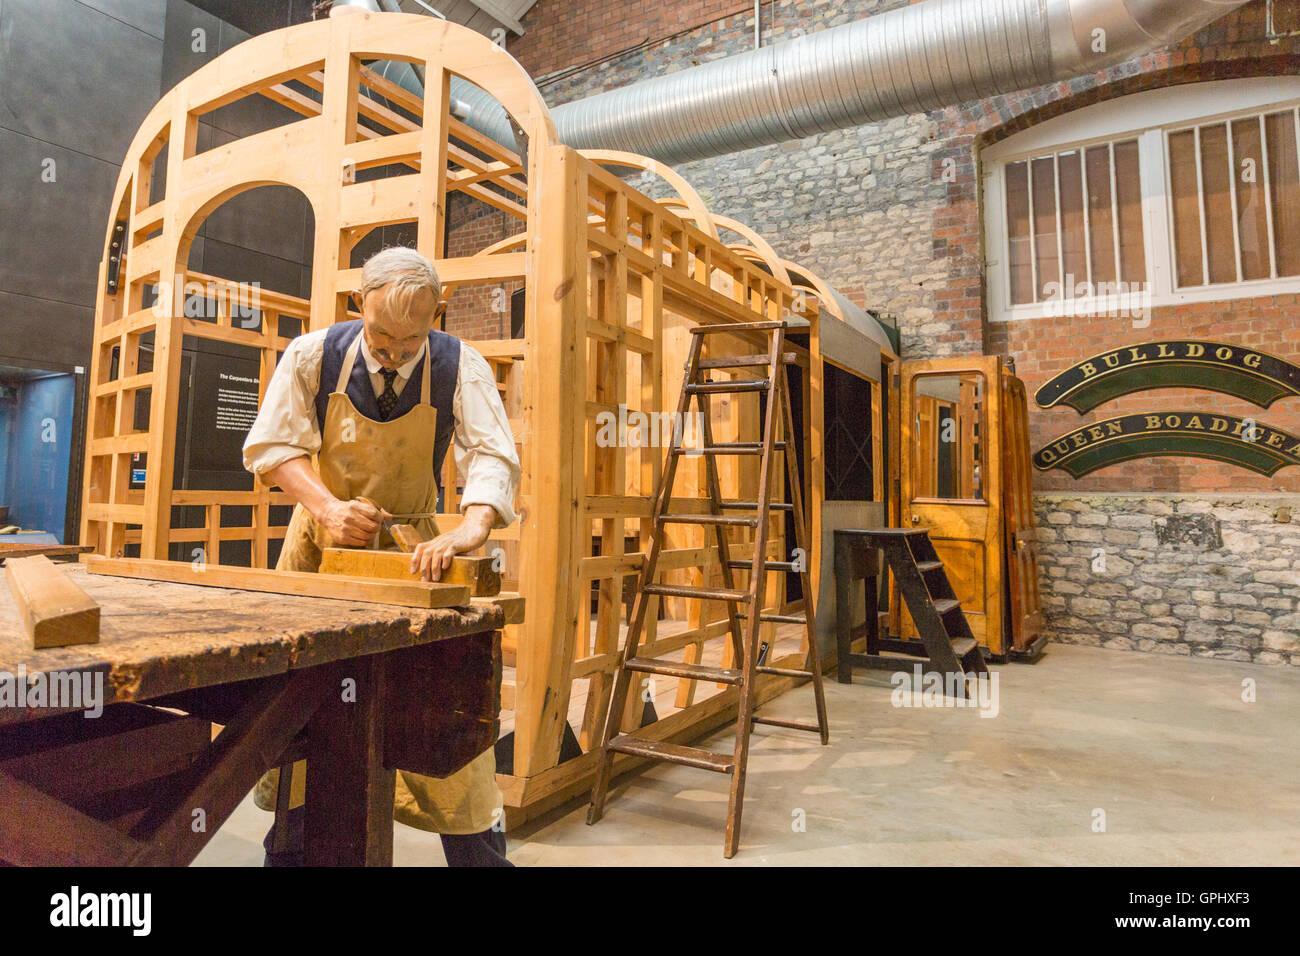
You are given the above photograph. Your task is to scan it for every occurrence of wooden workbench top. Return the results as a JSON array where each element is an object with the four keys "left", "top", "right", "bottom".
[{"left": 0, "top": 564, "right": 504, "bottom": 726}]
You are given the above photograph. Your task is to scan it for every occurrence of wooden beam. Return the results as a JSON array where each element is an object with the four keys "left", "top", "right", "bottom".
[
  {"left": 0, "top": 544, "right": 93, "bottom": 564},
  {"left": 472, "top": 591, "right": 524, "bottom": 624},
  {"left": 0, "top": 770, "right": 143, "bottom": 866},
  {"left": 318, "top": 548, "right": 501, "bottom": 596},
  {"left": 84, "top": 556, "right": 469, "bottom": 609},
  {"left": 129, "top": 668, "right": 329, "bottom": 866},
  {"left": 4, "top": 555, "right": 100, "bottom": 648}
]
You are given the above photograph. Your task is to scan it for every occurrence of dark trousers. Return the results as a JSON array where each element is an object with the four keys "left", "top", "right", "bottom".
[{"left": 263, "top": 805, "right": 513, "bottom": 867}]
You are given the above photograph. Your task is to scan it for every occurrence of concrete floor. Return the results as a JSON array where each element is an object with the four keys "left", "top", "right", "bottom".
[{"left": 194, "top": 643, "right": 1300, "bottom": 866}]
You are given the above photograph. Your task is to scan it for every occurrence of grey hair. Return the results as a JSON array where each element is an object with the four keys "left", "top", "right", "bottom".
[{"left": 358, "top": 247, "right": 442, "bottom": 328}]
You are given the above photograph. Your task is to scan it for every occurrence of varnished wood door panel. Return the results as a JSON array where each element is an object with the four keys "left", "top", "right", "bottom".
[{"left": 900, "top": 357, "right": 1005, "bottom": 655}]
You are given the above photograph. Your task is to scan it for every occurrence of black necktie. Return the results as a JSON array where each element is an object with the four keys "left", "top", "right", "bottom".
[{"left": 377, "top": 367, "right": 400, "bottom": 420}]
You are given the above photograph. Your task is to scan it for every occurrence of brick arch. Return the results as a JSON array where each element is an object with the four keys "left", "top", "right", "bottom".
[{"left": 975, "top": 54, "right": 1300, "bottom": 149}]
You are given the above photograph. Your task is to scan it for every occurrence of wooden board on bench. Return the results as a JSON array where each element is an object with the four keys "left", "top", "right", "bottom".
[{"left": 319, "top": 548, "right": 501, "bottom": 596}]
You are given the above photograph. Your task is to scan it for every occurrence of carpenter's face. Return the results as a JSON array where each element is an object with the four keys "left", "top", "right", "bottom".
[{"left": 360, "top": 284, "right": 437, "bottom": 368}]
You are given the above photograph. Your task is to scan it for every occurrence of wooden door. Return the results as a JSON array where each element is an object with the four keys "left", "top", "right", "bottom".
[
  {"left": 1001, "top": 372, "right": 1044, "bottom": 652},
  {"left": 900, "top": 357, "right": 1006, "bottom": 655}
]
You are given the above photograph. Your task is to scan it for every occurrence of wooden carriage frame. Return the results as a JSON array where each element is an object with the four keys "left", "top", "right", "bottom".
[{"left": 80, "top": 9, "right": 895, "bottom": 819}]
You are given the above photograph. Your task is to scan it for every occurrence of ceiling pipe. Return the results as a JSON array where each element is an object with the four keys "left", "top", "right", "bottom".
[
  {"left": 331, "top": 0, "right": 1249, "bottom": 166},
  {"left": 478, "top": 0, "right": 1249, "bottom": 165},
  {"left": 333, "top": 0, "right": 488, "bottom": 126}
]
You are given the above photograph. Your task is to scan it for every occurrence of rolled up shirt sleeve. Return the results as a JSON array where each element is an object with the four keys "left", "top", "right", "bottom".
[
  {"left": 242, "top": 329, "right": 328, "bottom": 482},
  {"left": 453, "top": 343, "right": 521, "bottom": 529}
]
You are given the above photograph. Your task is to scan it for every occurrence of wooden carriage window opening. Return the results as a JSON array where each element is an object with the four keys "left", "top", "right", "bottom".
[
  {"left": 912, "top": 372, "right": 984, "bottom": 501},
  {"left": 1004, "top": 138, "right": 1146, "bottom": 305},
  {"left": 822, "top": 361, "right": 873, "bottom": 501}
]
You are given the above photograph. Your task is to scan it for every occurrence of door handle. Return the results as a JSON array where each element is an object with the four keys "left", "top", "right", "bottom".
[{"left": 910, "top": 515, "right": 920, "bottom": 525}]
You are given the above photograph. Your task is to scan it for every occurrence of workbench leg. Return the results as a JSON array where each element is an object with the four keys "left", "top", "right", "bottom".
[
  {"left": 304, "top": 656, "right": 396, "bottom": 866},
  {"left": 834, "top": 537, "right": 853, "bottom": 685},
  {"left": 864, "top": 566, "right": 880, "bottom": 654}
]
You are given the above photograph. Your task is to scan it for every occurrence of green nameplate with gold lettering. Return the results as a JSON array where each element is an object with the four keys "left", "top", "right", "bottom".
[
  {"left": 1035, "top": 341, "right": 1300, "bottom": 412},
  {"left": 1033, "top": 413, "right": 1300, "bottom": 478}
]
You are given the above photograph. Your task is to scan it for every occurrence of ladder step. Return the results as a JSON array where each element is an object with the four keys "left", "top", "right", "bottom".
[
  {"left": 642, "top": 583, "right": 748, "bottom": 602},
  {"left": 685, "top": 379, "right": 770, "bottom": 394},
  {"left": 690, "top": 320, "right": 791, "bottom": 335},
  {"left": 933, "top": 598, "right": 962, "bottom": 615},
  {"left": 756, "top": 665, "right": 815, "bottom": 679},
  {"left": 719, "top": 500, "right": 793, "bottom": 511},
  {"left": 697, "top": 441, "right": 786, "bottom": 455},
  {"left": 697, "top": 352, "right": 797, "bottom": 369},
  {"left": 726, "top": 560, "right": 798, "bottom": 572},
  {"left": 951, "top": 637, "right": 979, "bottom": 657},
  {"left": 624, "top": 657, "right": 744, "bottom": 685},
  {"left": 657, "top": 514, "right": 759, "bottom": 528},
  {"left": 751, "top": 715, "right": 822, "bottom": 732},
  {"left": 736, "top": 611, "right": 806, "bottom": 625},
  {"left": 607, "top": 735, "right": 735, "bottom": 773},
  {"left": 916, "top": 560, "right": 943, "bottom": 572}
]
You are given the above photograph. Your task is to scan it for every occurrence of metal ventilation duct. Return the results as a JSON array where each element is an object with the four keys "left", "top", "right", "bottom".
[
  {"left": 460, "top": 0, "right": 1249, "bottom": 165},
  {"left": 338, "top": 0, "right": 1247, "bottom": 164}
]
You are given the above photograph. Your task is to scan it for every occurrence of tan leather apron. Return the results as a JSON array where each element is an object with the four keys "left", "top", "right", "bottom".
[{"left": 253, "top": 331, "right": 501, "bottom": 836}]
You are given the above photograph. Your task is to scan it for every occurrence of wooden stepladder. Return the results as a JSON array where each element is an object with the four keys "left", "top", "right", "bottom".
[
  {"left": 586, "top": 320, "right": 829, "bottom": 858},
  {"left": 869, "top": 529, "right": 990, "bottom": 692}
]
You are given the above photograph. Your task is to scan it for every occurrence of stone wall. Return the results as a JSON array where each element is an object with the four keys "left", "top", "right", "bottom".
[{"left": 1035, "top": 493, "right": 1300, "bottom": 665}]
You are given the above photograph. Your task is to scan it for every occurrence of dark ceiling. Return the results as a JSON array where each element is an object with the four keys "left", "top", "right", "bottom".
[{"left": 184, "top": 0, "right": 317, "bottom": 37}]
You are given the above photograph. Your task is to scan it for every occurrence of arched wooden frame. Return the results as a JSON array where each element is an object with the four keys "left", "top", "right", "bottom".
[
  {"left": 84, "top": 13, "right": 846, "bottom": 816},
  {"left": 581, "top": 149, "right": 719, "bottom": 241}
]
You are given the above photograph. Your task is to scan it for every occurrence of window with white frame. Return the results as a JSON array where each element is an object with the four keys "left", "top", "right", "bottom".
[{"left": 984, "top": 78, "right": 1300, "bottom": 320}]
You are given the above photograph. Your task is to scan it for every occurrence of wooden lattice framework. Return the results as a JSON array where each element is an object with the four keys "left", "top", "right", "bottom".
[{"left": 81, "top": 9, "right": 888, "bottom": 818}]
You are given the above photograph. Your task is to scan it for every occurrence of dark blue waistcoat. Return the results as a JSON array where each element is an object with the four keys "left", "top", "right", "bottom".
[{"left": 315, "top": 320, "right": 461, "bottom": 491}]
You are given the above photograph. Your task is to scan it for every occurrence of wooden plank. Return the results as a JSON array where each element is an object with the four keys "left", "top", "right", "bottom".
[
  {"left": 4, "top": 555, "right": 100, "bottom": 649},
  {"left": 472, "top": 592, "right": 525, "bottom": 625},
  {"left": 319, "top": 548, "right": 501, "bottom": 596},
  {"left": 84, "top": 556, "right": 470, "bottom": 609},
  {"left": 0, "top": 544, "right": 93, "bottom": 564}
]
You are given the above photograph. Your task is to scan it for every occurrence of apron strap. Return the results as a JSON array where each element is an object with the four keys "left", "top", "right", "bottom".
[
  {"left": 336, "top": 330, "right": 364, "bottom": 394},
  {"left": 421, "top": 336, "right": 432, "bottom": 406}
]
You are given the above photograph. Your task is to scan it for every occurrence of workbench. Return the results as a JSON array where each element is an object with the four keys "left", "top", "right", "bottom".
[{"left": 0, "top": 565, "right": 503, "bottom": 866}]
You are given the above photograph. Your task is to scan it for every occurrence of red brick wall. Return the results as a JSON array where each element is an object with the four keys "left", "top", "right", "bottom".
[
  {"left": 510, "top": 1, "right": 751, "bottom": 80},
  {"left": 442, "top": 207, "right": 525, "bottom": 341}
]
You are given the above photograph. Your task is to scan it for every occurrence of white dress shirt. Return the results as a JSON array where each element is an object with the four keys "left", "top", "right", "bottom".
[{"left": 242, "top": 329, "right": 520, "bottom": 529}]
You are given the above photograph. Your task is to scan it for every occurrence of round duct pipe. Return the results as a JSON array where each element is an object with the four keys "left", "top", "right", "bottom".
[{"left": 334, "top": 0, "right": 1248, "bottom": 166}]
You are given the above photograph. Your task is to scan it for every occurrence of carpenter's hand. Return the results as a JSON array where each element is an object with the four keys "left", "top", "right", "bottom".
[
  {"left": 410, "top": 506, "right": 495, "bottom": 581},
  {"left": 317, "top": 497, "right": 389, "bottom": 547}
]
